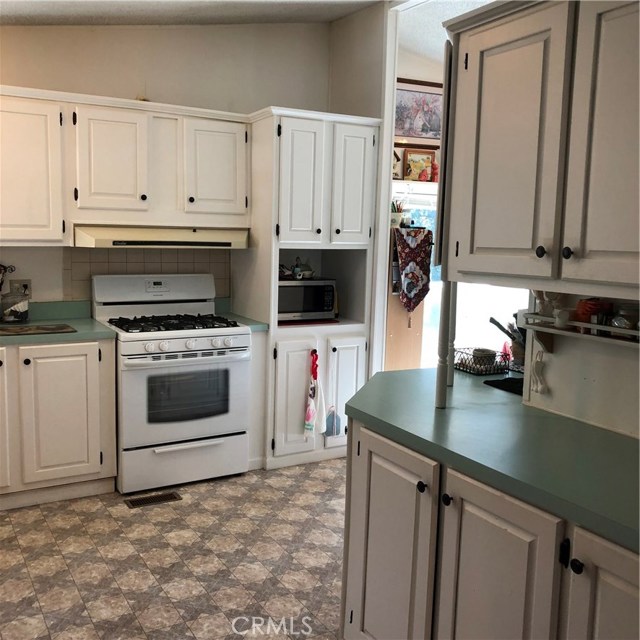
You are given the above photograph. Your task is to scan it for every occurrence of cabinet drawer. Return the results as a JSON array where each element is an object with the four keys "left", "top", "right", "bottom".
[{"left": 119, "top": 433, "right": 248, "bottom": 493}]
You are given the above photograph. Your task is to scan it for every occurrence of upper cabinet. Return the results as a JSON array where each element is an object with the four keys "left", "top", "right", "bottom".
[
  {"left": 183, "top": 118, "right": 248, "bottom": 215},
  {"left": 444, "top": 1, "right": 639, "bottom": 297},
  {"left": 0, "top": 96, "right": 64, "bottom": 243},
  {"left": 278, "top": 116, "right": 377, "bottom": 247},
  {"left": 76, "top": 106, "right": 149, "bottom": 211}
]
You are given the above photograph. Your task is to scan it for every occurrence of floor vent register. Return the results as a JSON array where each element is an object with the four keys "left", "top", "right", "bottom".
[{"left": 124, "top": 491, "right": 182, "bottom": 508}]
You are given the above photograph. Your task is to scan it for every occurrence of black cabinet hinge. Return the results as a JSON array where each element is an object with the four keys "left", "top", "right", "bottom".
[
  {"left": 73, "top": 188, "right": 78, "bottom": 202},
  {"left": 60, "top": 112, "right": 63, "bottom": 126},
  {"left": 455, "top": 240, "right": 459, "bottom": 257},
  {"left": 373, "top": 134, "right": 375, "bottom": 147},
  {"left": 369, "top": 227, "right": 372, "bottom": 238},
  {"left": 464, "top": 53, "right": 469, "bottom": 70},
  {"left": 271, "top": 438, "right": 275, "bottom": 452},
  {"left": 72, "top": 111, "right": 77, "bottom": 125},
  {"left": 245, "top": 131, "right": 248, "bottom": 143},
  {"left": 345, "top": 425, "right": 348, "bottom": 434},
  {"left": 349, "top": 610, "right": 353, "bottom": 624},
  {"left": 365, "top": 341, "right": 368, "bottom": 351},
  {"left": 62, "top": 220, "right": 66, "bottom": 234},
  {"left": 245, "top": 196, "right": 248, "bottom": 208},
  {"left": 559, "top": 538, "right": 571, "bottom": 568},
  {"left": 357, "top": 441, "right": 361, "bottom": 456},
  {"left": 98, "top": 348, "right": 102, "bottom": 362},
  {"left": 275, "top": 223, "right": 280, "bottom": 237},
  {"left": 273, "top": 347, "right": 278, "bottom": 359},
  {"left": 277, "top": 124, "right": 282, "bottom": 137},
  {"left": 100, "top": 451, "right": 103, "bottom": 465}
]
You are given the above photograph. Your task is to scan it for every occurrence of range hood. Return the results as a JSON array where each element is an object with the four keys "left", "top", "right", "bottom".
[{"left": 74, "top": 225, "right": 248, "bottom": 249}]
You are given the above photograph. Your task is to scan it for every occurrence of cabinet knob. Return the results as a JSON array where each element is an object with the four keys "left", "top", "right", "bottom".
[
  {"left": 570, "top": 558, "right": 584, "bottom": 575},
  {"left": 562, "top": 246, "right": 574, "bottom": 260},
  {"left": 417, "top": 481, "right": 427, "bottom": 493},
  {"left": 332, "top": 347, "right": 337, "bottom": 353},
  {"left": 0, "top": 360, "right": 3, "bottom": 367},
  {"left": 441, "top": 493, "right": 453, "bottom": 506},
  {"left": 316, "top": 228, "right": 322, "bottom": 235},
  {"left": 23, "top": 359, "right": 31, "bottom": 365},
  {"left": 535, "top": 245, "right": 547, "bottom": 258},
  {"left": 335, "top": 229, "right": 341, "bottom": 235},
  {"left": 188, "top": 197, "right": 195, "bottom": 203},
  {"left": 140, "top": 194, "right": 147, "bottom": 201}
]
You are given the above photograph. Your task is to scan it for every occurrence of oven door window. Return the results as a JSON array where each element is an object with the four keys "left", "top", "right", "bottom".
[{"left": 147, "top": 369, "right": 229, "bottom": 423}]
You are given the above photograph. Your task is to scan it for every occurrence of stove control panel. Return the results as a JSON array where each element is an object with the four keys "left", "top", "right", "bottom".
[{"left": 119, "top": 333, "right": 252, "bottom": 357}]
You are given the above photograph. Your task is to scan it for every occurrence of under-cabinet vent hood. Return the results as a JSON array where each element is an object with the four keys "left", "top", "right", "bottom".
[{"left": 74, "top": 226, "right": 248, "bottom": 249}]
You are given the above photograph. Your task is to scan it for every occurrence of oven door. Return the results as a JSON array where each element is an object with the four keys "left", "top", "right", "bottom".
[{"left": 119, "top": 352, "right": 250, "bottom": 449}]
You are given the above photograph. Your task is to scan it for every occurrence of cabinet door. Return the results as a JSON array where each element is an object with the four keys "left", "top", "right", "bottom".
[
  {"left": 278, "top": 118, "right": 325, "bottom": 244},
  {"left": 273, "top": 338, "right": 317, "bottom": 456},
  {"left": 561, "top": 2, "right": 639, "bottom": 286},
  {"left": 0, "top": 97, "right": 63, "bottom": 242},
  {"left": 435, "top": 469, "right": 563, "bottom": 639},
  {"left": 344, "top": 427, "right": 439, "bottom": 640},
  {"left": 76, "top": 105, "right": 149, "bottom": 210},
  {"left": 0, "top": 348, "right": 9, "bottom": 488},
  {"left": 184, "top": 118, "right": 247, "bottom": 214},
  {"left": 447, "top": 2, "right": 572, "bottom": 278},
  {"left": 563, "top": 527, "right": 639, "bottom": 639},
  {"left": 19, "top": 343, "right": 101, "bottom": 483},
  {"left": 331, "top": 124, "right": 376, "bottom": 245},
  {"left": 324, "top": 335, "right": 366, "bottom": 448}
]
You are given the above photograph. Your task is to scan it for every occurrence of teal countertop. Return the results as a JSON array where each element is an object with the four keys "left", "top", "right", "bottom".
[
  {"left": 227, "top": 313, "right": 269, "bottom": 333},
  {"left": 346, "top": 368, "right": 639, "bottom": 553}
]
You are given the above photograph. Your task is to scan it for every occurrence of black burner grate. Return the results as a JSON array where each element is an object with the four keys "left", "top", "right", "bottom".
[{"left": 124, "top": 491, "right": 182, "bottom": 508}]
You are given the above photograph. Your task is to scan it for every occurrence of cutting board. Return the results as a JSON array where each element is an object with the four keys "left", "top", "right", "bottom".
[{"left": 0, "top": 323, "right": 77, "bottom": 336}]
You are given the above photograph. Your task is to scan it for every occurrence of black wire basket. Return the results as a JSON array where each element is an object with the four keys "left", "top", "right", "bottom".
[{"left": 454, "top": 347, "right": 509, "bottom": 376}]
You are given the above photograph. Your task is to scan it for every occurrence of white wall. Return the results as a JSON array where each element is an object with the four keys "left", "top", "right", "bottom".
[
  {"left": 0, "top": 247, "right": 64, "bottom": 301},
  {"left": 397, "top": 48, "right": 443, "bottom": 83},
  {"left": 0, "top": 24, "right": 330, "bottom": 113}
]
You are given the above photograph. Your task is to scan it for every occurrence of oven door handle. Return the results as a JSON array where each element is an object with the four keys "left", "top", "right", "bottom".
[
  {"left": 153, "top": 439, "right": 226, "bottom": 454},
  {"left": 122, "top": 351, "right": 250, "bottom": 369}
]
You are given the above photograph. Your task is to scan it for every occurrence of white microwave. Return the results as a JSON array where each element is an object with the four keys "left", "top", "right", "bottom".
[{"left": 277, "top": 279, "right": 337, "bottom": 322}]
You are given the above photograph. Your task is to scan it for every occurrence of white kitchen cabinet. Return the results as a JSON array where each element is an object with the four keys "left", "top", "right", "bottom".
[
  {"left": 278, "top": 116, "right": 377, "bottom": 247},
  {"left": 562, "top": 526, "right": 639, "bottom": 639},
  {"left": 273, "top": 337, "right": 318, "bottom": 456},
  {"left": 184, "top": 118, "right": 248, "bottom": 214},
  {"left": 75, "top": 105, "right": 149, "bottom": 211},
  {"left": 446, "top": 2, "right": 572, "bottom": 279},
  {"left": 324, "top": 335, "right": 366, "bottom": 448},
  {"left": 343, "top": 425, "right": 439, "bottom": 640},
  {"left": 0, "top": 96, "right": 64, "bottom": 243},
  {"left": 0, "top": 348, "right": 9, "bottom": 488},
  {"left": 18, "top": 342, "right": 101, "bottom": 483},
  {"left": 561, "top": 1, "right": 639, "bottom": 287},
  {"left": 435, "top": 469, "right": 563, "bottom": 639}
]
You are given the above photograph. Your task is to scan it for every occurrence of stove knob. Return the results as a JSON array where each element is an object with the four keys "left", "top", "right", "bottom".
[
  {"left": 211, "top": 338, "right": 222, "bottom": 348},
  {"left": 144, "top": 343, "right": 155, "bottom": 353},
  {"left": 224, "top": 337, "right": 234, "bottom": 347},
  {"left": 185, "top": 339, "right": 197, "bottom": 350},
  {"left": 158, "top": 341, "right": 170, "bottom": 352}
]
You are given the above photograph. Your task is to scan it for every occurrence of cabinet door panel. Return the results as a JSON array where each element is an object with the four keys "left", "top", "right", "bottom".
[
  {"left": 325, "top": 336, "right": 366, "bottom": 448},
  {"left": 19, "top": 343, "right": 101, "bottom": 483},
  {"left": 448, "top": 3, "right": 571, "bottom": 278},
  {"left": 0, "top": 348, "right": 9, "bottom": 488},
  {"left": 273, "top": 338, "right": 317, "bottom": 456},
  {"left": 279, "top": 118, "right": 325, "bottom": 244},
  {"left": 344, "top": 427, "right": 439, "bottom": 640},
  {"left": 331, "top": 124, "right": 375, "bottom": 245},
  {"left": 184, "top": 118, "right": 247, "bottom": 214},
  {"left": 564, "top": 527, "right": 639, "bottom": 639},
  {"left": 562, "top": 2, "right": 639, "bottom": 286},
  {"left": 435, "top": 469, "right": 563, "bottom": 639},
  {"left": 0, "top": 98, "right": 63, "bottom": 242},
  {"left": 76, "top": 106, "right": 148, "bottom": 210}
]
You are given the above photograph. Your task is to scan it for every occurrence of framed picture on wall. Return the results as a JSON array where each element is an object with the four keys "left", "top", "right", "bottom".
[
  {"left": 403, "top": 148, "right": 436, "bottom": 181},
  {"left": 395, "top": 78, "right": 443, "bottom": 148}
]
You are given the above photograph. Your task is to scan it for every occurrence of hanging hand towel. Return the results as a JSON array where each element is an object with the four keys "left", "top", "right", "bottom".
[
  {"left": 393, "top": 227, "right": 433, "bottom": 313},
  {"left": 304, "top": 350, "right": 326, "bottom": 433}
]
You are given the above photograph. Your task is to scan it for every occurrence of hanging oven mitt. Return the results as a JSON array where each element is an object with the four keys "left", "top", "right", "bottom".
[{"left": 393, "top": 227, "right": 433, "bottom": 313}]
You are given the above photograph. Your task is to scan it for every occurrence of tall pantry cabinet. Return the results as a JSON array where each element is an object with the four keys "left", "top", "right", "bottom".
[{"left": 232, "top": 107, "right": 380, "bottom": 468}]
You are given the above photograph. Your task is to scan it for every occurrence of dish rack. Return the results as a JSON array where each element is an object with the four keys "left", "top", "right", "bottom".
[{"left": 454, "top": 347, "right": 509, "bottom": 376}]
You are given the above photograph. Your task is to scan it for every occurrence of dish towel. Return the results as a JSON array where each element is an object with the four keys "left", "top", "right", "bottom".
[
  {"left": 304, "top": 350, "right": 326, "bottom": 433},
  {"left": 393, "top": 227, "right": 433, "bottom": 313}
]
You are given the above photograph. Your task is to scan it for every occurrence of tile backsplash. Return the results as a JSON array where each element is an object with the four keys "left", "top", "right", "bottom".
[{"left": 63, "top": 248, "right": 230, "bottom": 300}]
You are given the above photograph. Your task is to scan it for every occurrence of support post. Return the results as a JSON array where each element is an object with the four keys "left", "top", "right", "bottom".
[
  {"left": 435, "top": 280, "right": 451, "bottom": 408},
  {"left": 447, "top": 281, "right": 457, "bottom": 386}
]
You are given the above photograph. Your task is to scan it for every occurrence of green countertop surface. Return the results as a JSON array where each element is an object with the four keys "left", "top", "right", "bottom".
[
  {"left": 226, "top": 313, "right": 269, "bottom": 332},
  {"left": 0, "top": 318, "right": 116, "bottom": 345},
  {"left": 346, "top": 368, "right": 639, "bottom": 553}
]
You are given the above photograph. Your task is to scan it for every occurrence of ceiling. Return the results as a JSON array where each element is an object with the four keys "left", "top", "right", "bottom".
[{"left": 0, "top": 0, "right": 379, "bottom": 26}]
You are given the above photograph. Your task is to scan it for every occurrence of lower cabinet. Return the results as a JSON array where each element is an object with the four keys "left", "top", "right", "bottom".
[
  {"left": 0, "top": 340, "right": 116, "bottom": 501},
  {"left": 342, "top": 423, "right": 639, "bottom": 640}
]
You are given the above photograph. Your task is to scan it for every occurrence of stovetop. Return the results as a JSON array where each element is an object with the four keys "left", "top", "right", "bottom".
[{"left": 108, "top": 314, "right": 239, "bottom": 333}]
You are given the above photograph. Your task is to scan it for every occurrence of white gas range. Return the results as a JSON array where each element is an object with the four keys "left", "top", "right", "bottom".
[{"left": 92, "top": 274, "right": 251, "bottom": 494}]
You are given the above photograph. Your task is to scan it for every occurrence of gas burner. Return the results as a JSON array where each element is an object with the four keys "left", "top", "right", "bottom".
[{"left": 108, "top": 314, "right": 239, "bottom": 333}]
